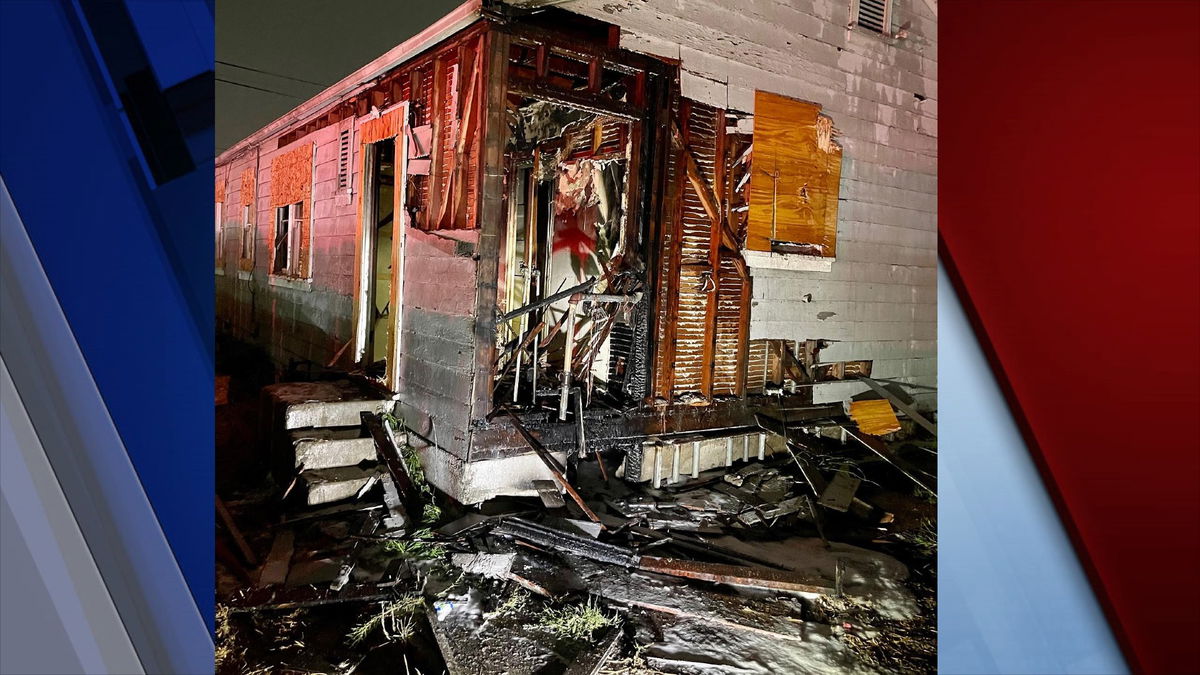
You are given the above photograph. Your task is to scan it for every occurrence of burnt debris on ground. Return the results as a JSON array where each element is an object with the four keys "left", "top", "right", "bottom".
[{"left": 217, "top": 369, "right": 936, "bottom": 675}]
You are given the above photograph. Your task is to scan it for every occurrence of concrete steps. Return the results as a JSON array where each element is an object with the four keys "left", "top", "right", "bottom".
[
  {"left": 291, "top": 427, "right": 377, "bottom": 471},
  {"left": 300, "top": 465, "right": 383, "bottom": 505},
  {"left": 263, "top": 380, "right": 394, "bottom": 430},
  {"left": 261, "top": 379, "right": 400, "bottom": 505}
]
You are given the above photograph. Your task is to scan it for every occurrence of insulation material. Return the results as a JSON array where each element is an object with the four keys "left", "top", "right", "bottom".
[
  {"left": 551, "top": 159, "right": 623, "bottom": 277},
  {"left": 849, "top": 399, "right": 902, "bottom": 436},
  {"left": 747, "top": 91, "right": 842, "bottom": 255},
  {"left": 215, "top": 176, "right": 225, "bottom": 203},
  {"left": 239, "top": 168, "right": 255, "bottom": 206}
]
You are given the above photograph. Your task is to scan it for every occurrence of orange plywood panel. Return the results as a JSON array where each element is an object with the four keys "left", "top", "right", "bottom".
[
  {"left": 747, "top": 91, "right": 842, "bottom": 256},
  {"left": 849, "top": 399, "right": 902, "bottom": 436}
]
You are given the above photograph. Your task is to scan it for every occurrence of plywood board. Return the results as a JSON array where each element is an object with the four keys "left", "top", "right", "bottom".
[
  {"left": 747, "top": 91, "right": 842, "bottom": 255},
  {"left": 848, "top": 399, "right": 902, "bottom": 436}
]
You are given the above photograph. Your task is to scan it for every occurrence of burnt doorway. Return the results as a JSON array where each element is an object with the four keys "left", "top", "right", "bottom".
[{"left": 364, "top": 139, "right": 395, "bottom": 379}]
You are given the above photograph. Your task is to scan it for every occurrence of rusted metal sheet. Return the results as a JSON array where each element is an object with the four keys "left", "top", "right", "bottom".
[{"left": 638, "top": 556, "right": 835, "bottom": 594}]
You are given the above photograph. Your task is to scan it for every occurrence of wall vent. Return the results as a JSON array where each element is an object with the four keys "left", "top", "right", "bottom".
[
  {"left": 853, "top": 0, "right": 891, "bottom": 34},
  {"left": 337, "top": 129, "right": 351, "bottom": 189}
]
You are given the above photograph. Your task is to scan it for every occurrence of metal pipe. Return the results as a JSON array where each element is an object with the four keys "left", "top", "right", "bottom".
[
  {"left": 559, "top": 299, "right": 578, "bottom": 421},
  {"left": 499, "top": 277, "right": 596, "bottom": 323}
]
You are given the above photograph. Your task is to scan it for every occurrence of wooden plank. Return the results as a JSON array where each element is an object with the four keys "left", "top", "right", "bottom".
[
  {"left": 503, "top": 413, "right": 602, "bottom": 525},
  {"left": 848, "top": 399, "right": 902, "bottom": 436},
  {"left": 257, "top": 529, "right": 294, "bottom": 587},
  {"left": 746, "top": 91, "right": 841, "bottom": 255},
  {"left": 856, "top": 375, "right": 937, "bottom": 435},
  {"left": 638, "top": 556, "right": 834, "bottom": 594},
  {"left": 470, "top": 27, "right": 510, "bottom": 422},
  {"left": 216, "top": 496, "right": 257, "bottom": 566},
  {"left": 361, "top": 412, "right": 422, "bottom": 517}
]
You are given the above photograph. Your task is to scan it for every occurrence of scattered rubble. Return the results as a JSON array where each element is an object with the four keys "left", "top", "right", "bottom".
[{"left": 218, "top": 374, "right": 936, "bottom": 674}]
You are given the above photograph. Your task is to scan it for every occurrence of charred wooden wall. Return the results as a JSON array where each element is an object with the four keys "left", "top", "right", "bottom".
[{"left": 558, "top": 0, "right": 938, "bottom": 410}]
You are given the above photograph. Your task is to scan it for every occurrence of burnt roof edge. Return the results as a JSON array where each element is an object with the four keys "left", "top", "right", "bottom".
[{"left": 217, "top": 0, "right": 483, "bottom": 165}]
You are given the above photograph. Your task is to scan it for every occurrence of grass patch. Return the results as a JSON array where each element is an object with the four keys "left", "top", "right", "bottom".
[
  {"left": 486, "top": 589, "right": 531, "bottom": 619},
  {"left": 382, "top": 416, "right": 445, "bottom": 526},
  {"left": 912, "top": 486, "right": 937, "bottom": 504},
  {"left": 900, "top": 518, "right": 937, "bottom": 557},
  {"left": 346, "top": 596, "right": 425, "bottom": 647},
  {"left": 534, "top": 598, "right": 616, "bottom": 642},
  {"left": 382, "top": 528, "right": 447, "bottom": 560},
  {"left": 421, "top": 503, "right": 442, "bottom": 524}
]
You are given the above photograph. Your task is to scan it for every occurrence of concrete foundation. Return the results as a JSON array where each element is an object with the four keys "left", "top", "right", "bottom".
[{"left": 417, "top": 443, "right": 569, "bottom": 506}]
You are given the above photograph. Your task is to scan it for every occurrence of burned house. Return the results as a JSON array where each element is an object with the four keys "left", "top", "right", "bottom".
[{"left": 215, "top": 0, "right": 937, "bottom": 505}]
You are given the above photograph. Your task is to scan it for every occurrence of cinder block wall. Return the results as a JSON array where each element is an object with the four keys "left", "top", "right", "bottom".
[
  {"left": 561, "top": 0, "right": 938, "bottom": 410},
  {"left": 217, "top": 115, "right": 479, "bottom": 458},
  {"left": 216, "top": 124, "right": 357, "bottom": 369}
]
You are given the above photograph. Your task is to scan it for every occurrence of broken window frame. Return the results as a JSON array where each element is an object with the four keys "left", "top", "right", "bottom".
[
  {"left": 239, "top": 204, "right": 254, "bottom": 270},
  {"left": 272, "top": 201, "right": 305, "bottom": 278},
  {"left": 215, "top": 201, "right": 225, "bottom": 273}
]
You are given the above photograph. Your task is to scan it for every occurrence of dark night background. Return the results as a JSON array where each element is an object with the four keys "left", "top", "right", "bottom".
[{"left": 217, "top": 0, "right": 463, "bottom": 152}]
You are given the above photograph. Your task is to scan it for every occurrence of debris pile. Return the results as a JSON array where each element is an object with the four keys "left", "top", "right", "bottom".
[{"left": 217, "top": 386, "right": 937, "bottom": 674}]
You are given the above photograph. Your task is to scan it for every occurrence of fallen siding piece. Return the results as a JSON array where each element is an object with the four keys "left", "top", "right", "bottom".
[
  {"left": 818, "top": 470, "right": 862, "bottom": 512},
  {"left": 844, "top": 427, "right": 936, "bottom": 494},
  {"left": 258, "top": 530, "right": 295, "bottom": 587},
  {"left": 638, "top": 556, "right": 835, "bottom": 594},
  {"left": 855, "top": 376, "right": 937, "bottom": 436},
  {"left": 848, "top": 399, "right": 902, "bottom": 436},
  {"left": 532, "top": 479, "right": 567, "bottom": 509},
  {"left": 494, "top": 518, "right": 639, "bottom": 568}
]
